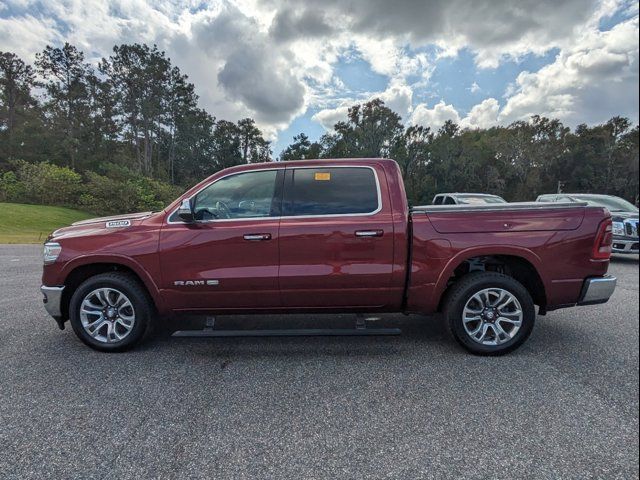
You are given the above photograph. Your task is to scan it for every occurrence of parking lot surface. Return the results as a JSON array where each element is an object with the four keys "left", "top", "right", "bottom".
[{"left": 0, "top": 245, "right": 638, "bottom": 479}]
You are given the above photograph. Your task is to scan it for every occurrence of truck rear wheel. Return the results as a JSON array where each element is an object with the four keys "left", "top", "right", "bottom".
[
  {"left": 69, "top": 272, "right": 152, "bottom": 352},
  {"left": 444, "top": 272, "right": 535, "bottom": 355}
]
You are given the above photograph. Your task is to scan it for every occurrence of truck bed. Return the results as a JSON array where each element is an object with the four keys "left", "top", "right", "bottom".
[
  {"left": 411, "top": 201, "right": 587, "bottom": 213},
  {"left": 411, "top": 202, "right": 589, "bottom": 234},
  {"left": 406, "top": 201, "right": 609, "bottom": 314}
]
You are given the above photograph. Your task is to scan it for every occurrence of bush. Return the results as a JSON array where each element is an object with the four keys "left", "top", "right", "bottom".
[
  {"left": 0, "top": 171, "right": 24, "bottom": 202},
  {"left": 78, "top": 165, "right": 182, "bottom": 215},
  {"left": 4, "top": 161, "right": 83, "bottom": 206},
  {"left": 1, "top": 161, "right": 183, "bottom": 216}
]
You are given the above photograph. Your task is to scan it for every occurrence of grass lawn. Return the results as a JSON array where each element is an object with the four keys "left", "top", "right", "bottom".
[{"left": 0, "top": 202, "right": 93, "bottom": 244}]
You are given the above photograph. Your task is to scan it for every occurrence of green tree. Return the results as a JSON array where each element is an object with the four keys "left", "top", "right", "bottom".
[
  {"left": 323, "top": 99, "right": 403, "bottom": 158},
  {"left": 0, "top": 52, "right": 39, "bottom": 164},
  {"left": 100, "top": 44, "right": 172, "bottom": 176},
  {"left": 36, "top": 43, "right": 93, "bottom": 170},
  {"left": 237, "top": 118, "right": 271, "bottom": 163},
  {"left": 279, "top": 133, "right": 321, "bottom": 161}
]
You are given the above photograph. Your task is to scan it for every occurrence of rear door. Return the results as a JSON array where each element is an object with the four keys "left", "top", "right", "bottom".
[{"left": 278, "top": 165, "right": 395, "bottom": 308}]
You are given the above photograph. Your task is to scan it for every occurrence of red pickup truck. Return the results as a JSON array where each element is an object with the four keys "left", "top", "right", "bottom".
[{"left": 41, "top": 159, "right": 616, "bottom": 355}]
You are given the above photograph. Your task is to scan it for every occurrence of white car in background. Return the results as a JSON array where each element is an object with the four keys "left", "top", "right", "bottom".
[{"left": 432, "top": 193, "right": 507, "bottom": 205}]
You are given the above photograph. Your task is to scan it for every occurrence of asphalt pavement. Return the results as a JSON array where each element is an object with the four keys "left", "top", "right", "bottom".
[{"left": 0, "top": 245, "right": 638, "bottom": 479}]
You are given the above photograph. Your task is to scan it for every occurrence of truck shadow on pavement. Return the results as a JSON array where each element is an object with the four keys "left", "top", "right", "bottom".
[{"left": 149, "top": 313, "right": 455, "bottom": 359}]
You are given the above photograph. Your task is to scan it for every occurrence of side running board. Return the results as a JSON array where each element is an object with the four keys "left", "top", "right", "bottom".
[{"left": 172, "top": 315, "right": 402, "bottom": 337}]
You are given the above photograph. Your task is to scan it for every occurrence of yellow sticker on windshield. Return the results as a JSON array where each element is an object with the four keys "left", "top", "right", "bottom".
[{"left": 315, "top": 172, "right": 331, "bottom": 181}]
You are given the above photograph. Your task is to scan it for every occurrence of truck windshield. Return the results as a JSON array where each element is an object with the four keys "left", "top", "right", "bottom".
[{"left": 572, "top": 195, "right": 638, "bottom": 213}]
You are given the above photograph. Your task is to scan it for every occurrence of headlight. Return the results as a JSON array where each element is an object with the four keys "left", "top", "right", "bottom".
[
  {"left": 43, "top": 242, "right": 62, "bottom": 264},
  {"left": 611, "top": 221, "right": 625, "bottom": 236}
]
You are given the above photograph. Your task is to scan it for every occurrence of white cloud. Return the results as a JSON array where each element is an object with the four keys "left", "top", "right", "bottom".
[
  {"left": 262, "top": 0, "right": 604, "bottom": 67},
  {"left": 411, "top": 98, "right": 500, "bottom": 130},
  {"left": 499, "top": 17, "right": 639, "bottom": 125},
  {"left": 469, "top": 82, "right": 481, "bottom": 94},
  {"left": 411, "top": 101, "right": 461, "bottom": 130},
  {"left": 312, "top": 105, "right": 351, "bottom": 131},
  {"left": 0, "top": 14, "right": 60, "bottom": 60},
  {"left": 461, "top": 98, "right": 500, "bottom": 129},
  {"left": 311, "top": 79, "right": 414, "bottom": 130}
]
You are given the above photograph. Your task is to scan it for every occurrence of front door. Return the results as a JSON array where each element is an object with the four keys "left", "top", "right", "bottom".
[
  {"left": 278, "top": 165, "right": 395, "bottom": 308},
  {"left": 159, "top": 168, "right": 283, "bottom": 312}
]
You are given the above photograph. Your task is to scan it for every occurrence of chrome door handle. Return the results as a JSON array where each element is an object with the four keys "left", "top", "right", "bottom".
[
  {"left": 243, "top": 233, "right": 272, "bottom": 241},
  {"left": 355, "top": 230, "right": 383, "bottom": 238}
]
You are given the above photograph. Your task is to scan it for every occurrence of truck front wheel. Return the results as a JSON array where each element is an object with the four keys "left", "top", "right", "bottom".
[
  {"left": 69, "top": 272, "right": 152, "bottom": 352},
  {"left": 444, "top": 272, "right": 536, "bottom": 355}
]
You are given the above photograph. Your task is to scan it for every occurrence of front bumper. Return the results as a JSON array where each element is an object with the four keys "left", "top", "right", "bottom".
[
  {"left": 41, "top": 285, "right": 65, "bottom": 318},
  {"left": 612, "top": 237, "right": 639, "bottom": 254},
  {"left": 577, "top": 275, "right": 617, "bottom": 306}
]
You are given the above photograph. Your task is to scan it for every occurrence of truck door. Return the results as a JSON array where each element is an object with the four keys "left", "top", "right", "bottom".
[
  {"left": 278, "top": 165, "right": 396, "bottom": 308},
  {"left": 158, "top": 168, "right": 283, "bottom": 311}
]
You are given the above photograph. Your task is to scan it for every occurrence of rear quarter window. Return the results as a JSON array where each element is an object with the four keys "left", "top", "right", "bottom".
[{"left": 284, "top": 167, "right": 380, "bottom": 216}]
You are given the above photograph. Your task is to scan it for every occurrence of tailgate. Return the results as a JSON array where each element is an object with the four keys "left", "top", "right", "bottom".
[{"left": 421, "top": 204, "right": 586, "bottom": 234}]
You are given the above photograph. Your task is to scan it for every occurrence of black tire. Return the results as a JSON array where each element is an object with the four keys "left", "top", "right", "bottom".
[
  {"left": 444, "top": 272, "right": 536, "bottom": 356},
  {"left": 69, "top": 272, "right": 153, "bottom": 352}
]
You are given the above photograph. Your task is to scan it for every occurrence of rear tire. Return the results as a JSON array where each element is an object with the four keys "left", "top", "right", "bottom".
[
  {"left": 69, "top": 272, "right": 153, "bottom": 352},
  {"left": 444, "top": 272, "right": 535, "bottom": 355}
]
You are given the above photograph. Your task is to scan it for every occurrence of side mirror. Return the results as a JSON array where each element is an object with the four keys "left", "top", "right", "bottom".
[{"left": 177, "top": 198, "right": 195, "bottom": 222}]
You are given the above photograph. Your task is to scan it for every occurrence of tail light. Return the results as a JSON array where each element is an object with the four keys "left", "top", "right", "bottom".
[{"left": 592, "top": 218, "right": 613, "bottom": 260}]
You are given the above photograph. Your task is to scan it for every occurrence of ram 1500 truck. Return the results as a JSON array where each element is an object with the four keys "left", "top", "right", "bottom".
[{"left": 41, "top": 159, "right": 617, "bottom": 355}]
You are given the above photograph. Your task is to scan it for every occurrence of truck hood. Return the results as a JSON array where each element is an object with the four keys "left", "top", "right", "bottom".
[
  {"left": 71, "top": 211, "right": 154, "bottom": 227},
  {"left": 48, "top": 211, "right": 157, "bottom": 241}
]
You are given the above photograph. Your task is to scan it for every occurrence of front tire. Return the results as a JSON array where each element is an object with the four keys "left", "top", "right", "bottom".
[
  {"left": 444, "top": 272, "right": 536, "bottom": 356},
  {"left": 69, "top": 273, "right": 153, "bottom": 352}
]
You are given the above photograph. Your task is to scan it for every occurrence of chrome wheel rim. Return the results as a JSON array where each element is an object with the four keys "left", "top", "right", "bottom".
[
  {"left": 80, "top": 288, "right": 135, "bottom": 343},
  {"left": 462, "top": 288, "right": 523, "bottom": 346}
]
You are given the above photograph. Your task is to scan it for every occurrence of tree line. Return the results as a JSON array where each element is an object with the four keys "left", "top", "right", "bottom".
[{"left": 1, "top": 42, "right": 638, "bottom": 215}]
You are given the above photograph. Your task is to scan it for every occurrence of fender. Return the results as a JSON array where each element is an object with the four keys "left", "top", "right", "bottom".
[
  {"left": 431, "top": 244, "right": 547, "bottom": 308},
  {"left": 60, "top": 253, "right": 168, "bottom": 315}
]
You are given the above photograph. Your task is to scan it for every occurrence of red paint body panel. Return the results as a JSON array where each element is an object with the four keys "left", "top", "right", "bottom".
[
  {"left": 428, "top": 208, "right": 584, "bottom": 234},
  {"left": 158, "top": 219, "right": 281, "bottom": 310},
  {"left": 42, "top": 158, "right": 611, "bottom": 320},
  {"left": 278, "top": 162, "right": 399, "bottom": 308},
  {"left": 406, "top": 207, "right": 609, "bottom": 313}
]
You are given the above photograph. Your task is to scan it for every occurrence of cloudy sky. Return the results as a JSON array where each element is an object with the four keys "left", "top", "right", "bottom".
[{"left": 1, "top": 0, "right": 638, "bottom": 154}]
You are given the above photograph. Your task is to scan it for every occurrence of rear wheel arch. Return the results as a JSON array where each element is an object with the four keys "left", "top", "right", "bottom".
[{"left": 437, "top": 252, "right": 547, "bottom": 313}]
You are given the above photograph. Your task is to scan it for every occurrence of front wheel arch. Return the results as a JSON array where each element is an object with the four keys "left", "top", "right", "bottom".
[{"left": 60, "top": 262, "right": 158, "bottom": 321}]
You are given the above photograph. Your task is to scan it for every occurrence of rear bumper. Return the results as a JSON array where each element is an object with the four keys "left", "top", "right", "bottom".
[
  {"left": 611, "top": 237, "right": 639, "bottom": 254},
  {"left": 41, "top": 285, "right": 65, "bottom": 318},
  {"left": 577, "top": 275, "right": 617, "bottom": 306}
]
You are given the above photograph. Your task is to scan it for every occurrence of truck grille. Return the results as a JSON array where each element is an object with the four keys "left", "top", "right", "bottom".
[{"left": 624, "top": 219, "right": 639, "bottom": 237}]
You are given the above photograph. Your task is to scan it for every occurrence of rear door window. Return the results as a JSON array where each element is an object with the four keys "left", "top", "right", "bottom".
[{"left": 283, "top": 167, "right": 380, "bottom": 216}]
